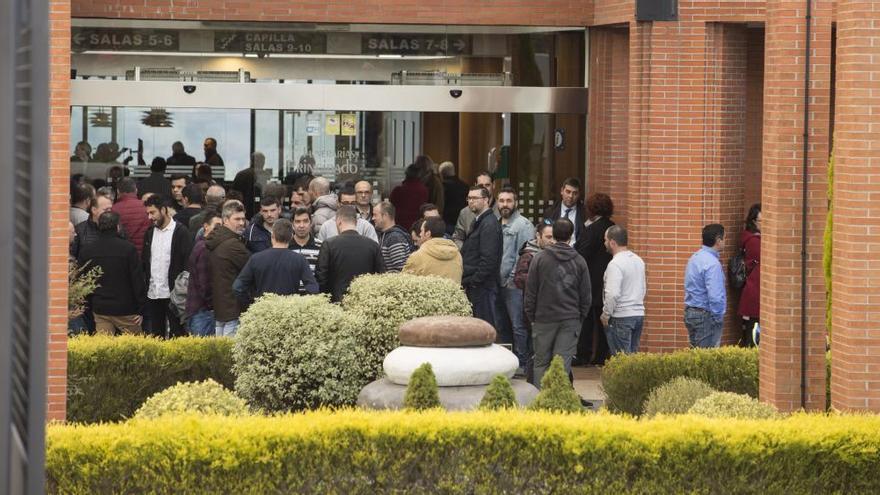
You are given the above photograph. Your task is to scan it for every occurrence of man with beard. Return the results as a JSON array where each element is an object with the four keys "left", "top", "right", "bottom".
[
  {"left": 207, "top": 200, "right": 250, "bottom": 336},
  {"left": 244, "top": 196, "right": 282, "bottom": 253},
  {"left": 453, "top": 172, "right": 497, "bottom": 248},
  {"left": 143, "top": 195, "right": 193, "bottom": 338},
  {"left": 542, "top": 177, "right": 586, "bottom": 246},
  {"left": 203, "top": 137, "right": 225, "bottom": 172},
  {"left": 372, "top": 201, "right": 413, "bottom": 272},
  {"left": 460, "top": 185, "right": 502, "bottom": 327}
]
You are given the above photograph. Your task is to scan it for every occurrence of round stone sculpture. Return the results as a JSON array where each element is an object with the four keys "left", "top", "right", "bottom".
[
  {"left": 398, "top": 316, "right": 496, "bottom": 347},
  {"left": 384, "top": 345, "right": 519, "bottom": 387},
  {"left": 358, "top": 378, "right": 539, "bottom": 411}
]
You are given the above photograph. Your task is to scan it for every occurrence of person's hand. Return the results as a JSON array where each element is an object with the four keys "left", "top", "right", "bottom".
[{"left": 600, "top": 313, "right": 610, "bottom": 327}]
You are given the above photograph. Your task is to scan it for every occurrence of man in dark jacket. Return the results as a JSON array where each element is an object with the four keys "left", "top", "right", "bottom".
[
  {"left": 174, "top": 182, "right": 204, "bottom": 229},
  {"left": 143, "top": 195, "right": 193, "bottom": 338},
  {"left": 206, "top": 200, "right": 250, "bottom": 336},
  {"left": 244, "top": 196, "right": 281, "bottom": 253},
  {"left": 233, "top": 218, "right": 318, "bottom": 306},
  {"left": 460, "top": 185, "right": 503, "bottom": 327},
  {"left": 372, "top": 200, "right": 412, "bottom": 272},
  {"left": 524, "top": 218, "right": 592, "bottom": 388},
  {"left": 138, "top": 157, "right": 173, "bottom": 199},
  {"left": 440, "top": 161, "right": 468, "bottom": 235},
  {"left": 203, "top": 137, "right": 225, "bottom": 172},
  {"left": 166, "top": 141, "right": 196, "bottom": 167},
  {"left": 316, "top": 206, "right": 385, "bottom": 302},
  {"left": 542, "top": 177, "right": 586, "bottom": 246},
  {"left": 185, "top": 208, "right": 221, "bottom": 337},
  {"left": 78, "top": 211, "right": 147, "bottom": 335},
  {"left": 70, "top": 193, "right": 114, "bottom": 259},
  {"left": 113, "top": 177, "right": 151, "bottom": 257}
]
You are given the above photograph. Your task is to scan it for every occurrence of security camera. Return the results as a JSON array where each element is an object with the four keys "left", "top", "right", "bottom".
[
  {"left": 449, "top": 89, "right": 463, "bottom": 98},
  {"left": 183, "top": 85, "right": 197, "bottom": 94}
]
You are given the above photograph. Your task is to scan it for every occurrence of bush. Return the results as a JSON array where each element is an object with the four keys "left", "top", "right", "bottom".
[
  {"left": 68, "top": 261, "right": 102, "bottom": 320},
  {"left": 46, "top": 411, "right": 880, "bottom": 494},
  {"left": 643, "top": 377, "right": 716, "bottom": 417},
  {"left": 479, "top": 375, "right": 517, "bottom": 410},
  {"left": 342, "top": 273, "right": 472, "bottom": 380},
  {"left": 233, "top": 294, "right": 372, "bottom": 412},
  {"left": 403, "top": 363, "right": 441, "bottom": 410},
  {"left": 690, "top": 392, "right": 780, "bottom": 420},
  {"left": 529, "top": 357, "right": 582, "bottom": 413},
  {"left": 601, "top": 347, "right": 758, "bottom": 416},
  {"left": 67, "top": 335, "right": 235, "bottom": 423},
  {"left": 133, "top": 379, "right": 249, "bottom": 419}
]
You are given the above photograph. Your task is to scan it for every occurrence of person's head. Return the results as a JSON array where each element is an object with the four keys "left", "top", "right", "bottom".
[
  {"left": 439, "top": 161, "right": 455, "bottom": 178},
  {"left": 560, "top": 177, "right": 581, "bottom": 208},
  {"left": 475, "top": 172, "right": 494, "bottom": 198},
  {"left": 205, "top": 185, "right": 225, "bottom": 207},
  {"left": 117, "top": 177, "right": 137, "bottom": 195},
  {"left": 419, "top": 203, "right": 440, "bottom": 219},
  {"left": 552, "top": 218, "right": 574, "bottom": 243},
  {"left": 144, "top": 195, "right": 172, "bottom": 229},
  {"left": 292, "top": 207, "right": 312, "bottom": 240},
  {"left": 202, "top": 208, "right": 222, "bottom": 237},
  {"left": 414, "top": 155, "right": 435, "bottom": 183},
  {"left": 404, "top": 163, "right": 421, "bottom": 181},
  {"left": 337, "top": 184, "right": 357, "bottom": 207},
  {"left": 182, "top": 183, "right": 204, "bottom": 207},
  {"left": 372, "top": 201, "right": 396, "bottom": 231},
  {"left": 292, "top": 176, "right": 313, "bottom": 207},
  {"left": 309, "top": 176, "right": 330, "bottom": 198},
  {"left": 604, "top": 225, "right": 628, "bottom": 255},
  {"left": 496, "top": 186, "right": 518, "bottom": 219},
  {"left": 586, "top": 192, "right": 614, "bottom": 218},
  {"left": 271, "top": 218, "right": 294, "bottom": 246},
  {"left": 226, "top": 190, "right": 244, "bottom": 204},
  {"left": 410, "top": 219, "right": 425, "bottom": 246},
  {"left": 702, "top": 223, "right": 725, "bottom": 250},
  {"left": 536, "top": 222, "right": 555, "bottom": 249},
  {"left": 335, "top": 205, "right": 357, "bottom": 232},
  {"left": 355, "top": 180, "right": 373, "bottom": 207},
  {"left": 203, "top": 137, "right": 218, "bottom": 155},
  {"left": 251, "top": 151, "right": 266, "bottom": 170},
  {"left": 221, "top": 200, "right": 247, "bottom": 234},
  {"left": 263, "top": 183, "right": 288, "bottom": 205},
  {"left": 74, "top": 141, "right": 92, "bottom": 160},
  {"left": 71, "top": 182, "right": 94, "bottom": 207},
  {"left": 96, "top": 211, "right": 120, "bottom": 234},
  {"left": 96, "top": 186, "right": 116, "bottom": 203},
  {"left": 170, "top": 174, "right": 188, "bottom": 203},
  {"left": 746, "top": 203, "right": 762, "bottom": 233},
  {"left": 421, "top": 216, "right": 446, "bottom": 243},
  {"left": 259, "top": 196, "right": 281, "bottom": 227},
  {"left": 195, "top": 163, "right": 213, "bottom": 183},
  {"left": 89, "top": 194, "right": 113, "bottom": 222},
  {"left": 150, "top": 157, "right": 167, "bottom": 174},
  {"left": 467, "top": 185, "right": 491, "bottom": 215},
  {"left": 171, "top": 141, "right": 185, "bottom": 155}
]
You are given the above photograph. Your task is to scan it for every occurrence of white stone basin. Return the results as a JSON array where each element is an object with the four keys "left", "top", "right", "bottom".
[{"left": 384, "top": 344, "right": 519, "bottom": 387}]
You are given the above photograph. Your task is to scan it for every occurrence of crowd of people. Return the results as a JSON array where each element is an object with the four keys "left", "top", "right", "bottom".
[{"left": 69, "top": 144, "right": 762, "bottom": 386}]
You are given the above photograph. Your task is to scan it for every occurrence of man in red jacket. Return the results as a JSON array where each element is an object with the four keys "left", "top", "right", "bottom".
[
  {"left": 390, "top": 163, "right": 428, "bottom": 233},
  {"left": 112, "top": 177, "right": 151, "bottom": 257}
]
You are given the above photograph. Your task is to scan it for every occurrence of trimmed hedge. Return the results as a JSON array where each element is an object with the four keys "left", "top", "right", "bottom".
[
  {"left": 642, "top": 377, "right": 716, "bottom": 417},
  {"left": 67, "top": 336, "right": 234, "bottom": 423},
  {"left": 601, "top": 347, "right": 758, "bottom": 415},
  {"left": 47, "top": 411, "right": 880, "bottom": 494},
  {"left": 133, "top": 379, "right": 249, "bottom": 419}
]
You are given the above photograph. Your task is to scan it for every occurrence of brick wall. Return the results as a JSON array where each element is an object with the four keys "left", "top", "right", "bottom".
[
  {"left": 831, "top": 0, "right": 880, "bottom": 412},
  {"left": 743, "top": 28, "right": 765, "bottom": 212}
]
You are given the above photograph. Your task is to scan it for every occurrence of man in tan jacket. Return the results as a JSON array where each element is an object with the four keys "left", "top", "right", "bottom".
[{"left": 402, "top": 217, "right": 462, "bottom": 283}]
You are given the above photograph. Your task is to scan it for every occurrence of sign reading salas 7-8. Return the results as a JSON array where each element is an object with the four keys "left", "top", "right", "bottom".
[{"left": 71, "top": 27, "right": 179, "bottom": 51}]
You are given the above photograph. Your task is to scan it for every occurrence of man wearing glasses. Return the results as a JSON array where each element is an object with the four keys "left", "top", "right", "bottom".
[
  {"left": 460, "top": 185, "right": 503, "bottom": 327},
  {"left": 453, "top": 171, "right": 497, "bottom": 248}
]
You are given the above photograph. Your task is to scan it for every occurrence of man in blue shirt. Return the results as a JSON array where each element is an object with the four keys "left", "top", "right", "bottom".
[{"left": 684, "top": 224, "right": 726, "bottom": 348}]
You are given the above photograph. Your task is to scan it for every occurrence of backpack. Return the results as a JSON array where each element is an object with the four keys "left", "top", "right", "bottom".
[
  {"left": 168, "top": 270, "right": 190, "bottom": 325},
  {"left": 728, "top": 249, "right": 747, "bottom": 289}
]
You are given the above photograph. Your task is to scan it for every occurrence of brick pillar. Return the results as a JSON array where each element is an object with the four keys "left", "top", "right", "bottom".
[
  {"left": 831, "top": 0, "right": 880, "bottom": 412},
  {"left": 759, "top": 0, "right": 831, "bottom": 412},
  {"left": 47, "top": 0, "right": 70, "bottom": 422}
]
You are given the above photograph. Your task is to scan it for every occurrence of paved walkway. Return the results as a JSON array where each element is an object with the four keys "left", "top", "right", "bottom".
[{"left": 572, "top": 365, "right": 605, "bottom": 410}]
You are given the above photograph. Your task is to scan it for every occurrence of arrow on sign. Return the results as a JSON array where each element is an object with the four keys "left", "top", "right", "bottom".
[
  {"left": 454, "top": 39, "right": 466, "bottom": 51},
  {"left": 73, "top": 32, "right": 86, "bottom": 45}
]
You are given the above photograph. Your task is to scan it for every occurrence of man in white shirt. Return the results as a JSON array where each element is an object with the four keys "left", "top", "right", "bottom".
[
  {"left": 600, "top": 225, "right": 647, "bottom": 355},
  {"left": 143, "top": 195, "right": 192, "bottom": 338}
]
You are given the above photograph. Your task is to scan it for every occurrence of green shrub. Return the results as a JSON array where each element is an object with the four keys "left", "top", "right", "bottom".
[
  {"left": 233, "top": 294, "right": 372, "bottom": 412},
  {"left": 529, "top": 357, "right": 582, "bottom": 413},
  {"left": 643, "top": 377, "right": 716, "bottom": 417},
  {"left": 690, "top": 392, "right": 780, "bottom": 420},
  {"left": 68, "top": 261, "right": 102, "bottom": 320},
  {"left": 403, "top": 363, "right": 441, "bottom": 410},
  {"left": 479, "top": 374, "right": 517, "bottom": 410},
  {"left": 342, "top": 273, "right": 472, "bottom": 380},
  {"left": 601, "top": 347, "right": 758, "bottom": 415},
  {"left": 67, "top": 335, "right": 234, "bottom": 423},
  {"left": 46, "top": 411, "right": 880, "bottom": 494},
  {"left": 133, "top": 379, "right": 249, "bottom": 419}
]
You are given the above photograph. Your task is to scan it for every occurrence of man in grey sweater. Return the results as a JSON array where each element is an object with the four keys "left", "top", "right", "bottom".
[{"left": 600, "top": 225, "right": 647, "bottom": 355}]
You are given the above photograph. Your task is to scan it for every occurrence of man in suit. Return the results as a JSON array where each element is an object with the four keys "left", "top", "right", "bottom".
[{"left": 542, "top": 177, "right": 586, "bottom": 246}]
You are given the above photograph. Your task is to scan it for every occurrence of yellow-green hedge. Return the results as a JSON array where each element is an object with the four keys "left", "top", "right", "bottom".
[
  {"left": 47, "top": 411, "right": 880, "bottom": 494},
  {"left": 67, "top": 336, "right": 235, "bottom": 423}
]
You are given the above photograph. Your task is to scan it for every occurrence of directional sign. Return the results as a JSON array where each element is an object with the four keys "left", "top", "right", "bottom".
[
  {"left": 71, "top": 27, "right": 179, "bottom": 52},
  {"left": 361, "top": 34, "right": 471, "bottom": 56},
  {"left": 214, "top": 31, "right": 327, "bottom": 54}
]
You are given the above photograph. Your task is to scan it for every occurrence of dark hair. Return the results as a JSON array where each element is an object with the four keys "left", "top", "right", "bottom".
[
  {"left": 561, "top": 177, "right": 581, "bottom": 191},
  {"left": 170, "top": 174, "right": 188, "bottom": 184},
  {"left": 143, "top": 194, "right": 169, "bottom": 210},
  {"left": 271, "top": 218, "right": 294, "bottom": 244},
  {"left": 413, "top": 155, "right": 435, "bottom": 183},
  {"left": 195, "top": 163, "right": 213, "bottom": 181},
  {"left": 205, "top": 137, "right": 217, "bottom": 147},
  {"left": 263, "top": 183, "right": 288, "bottom": 203},
  {"left": 553, "top": 218, "right": 574, "bottom": 242},
  {"left": 410, "top": 218, "right": 425, "bottom": 235},
  {"left": 292, "top": 207, "right": 311, "bottom": 220},
  {"left": 702, "top": 224, "right": 725, "bottom": 247},
  {"left": 419, "top": 203, "right": 438, "bottom": 217},
  {"left": 292, "top": 175, "right": 313, "bottom": 192},
  {"left": 404, "top": 163, "right": 421, "bottom": 181},
  {"left": 336, "top": 205, "right": 357, "bottom": 225},
  {"left": 337, "top": 184, "right": 356, "bottom": 201},
  {"left": 378, "top": 200, "right": 396, "bottom": 219},
  {"left": 586, "top": 193, "right": 614, "bottom": 217},
  {"left": 227, "top": 190, "right": 244, "bottom": 203},
  {"left": 745, "top": 203, "right": 762, "bottom": 233},
  {"left": 423, "top": 217, "right": 446, "bottom": 238},
  {"left": 260, "top": 196, "right": 280, "bottom": 208},
  {"left": 475, "top": 171, "right": 492, "bottom": 183},
  {"left": 202, "top": 207, "right": 221, "bottom": 226},
  {"left": 536, "top": 222, "right": 553, "bottom": 235},
  {"left": 117, "top": 177, "right": 137, "bottom": 194},
  {"left": 150, "top": 157, "right": 167, "bottom": 173},
  {"left": 497, "top": 185, "right": 517, "bottom": 199},
  {"left": 97, "top": 211, "right": 120, "bottom": 233},
  {"left": 605, "top": 225, "right": 628, "bottom": 246},
  {"left": 182, "top": 183, "right": 204, "bottom": 204},
  {"left": 469, "top": 185, "right": 490, "bottom": 199},
  {"left": 70, "top": 182, "right": 93, "bottom": 205}
]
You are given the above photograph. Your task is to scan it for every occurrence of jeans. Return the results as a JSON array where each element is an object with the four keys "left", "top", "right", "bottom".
[
  {"left": 215, "top": 319, "right": 240, "bottom": 337},
  {"left": 684, "top": 307, "right": 723, "bottom": 348},
  {"left": 467, "top": 285, "right": 498, "bottom": 329},
  {"left": 605, "top": 315, "right": 644, "bottom": 355},
  {"left": 188, "top": 310, "right": 215, "bottom": 337},
  {"left": 531, "top": 318, "right": 581, "bottom": 389},
  {"left": 495, "top": 286, "right": 529, "bottom": 369}
]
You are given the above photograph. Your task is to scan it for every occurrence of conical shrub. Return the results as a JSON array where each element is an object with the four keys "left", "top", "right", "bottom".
[
  {"left": 403, "top": 362, "right": 441, "bottom": 410},
  {"left": 479, "top": 374, "right": 517, "bottom": 410},
  {"left": 528, "top": 356, "right": 582, "bottom": 413}
]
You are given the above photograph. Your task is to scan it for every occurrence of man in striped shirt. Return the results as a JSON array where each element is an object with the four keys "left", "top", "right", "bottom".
[
  {"left": 372, "top": 201, "right": 413, "bottom": 272},
  {"left": 288, "top": 207, "right": 322, "bottom": 294}
]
